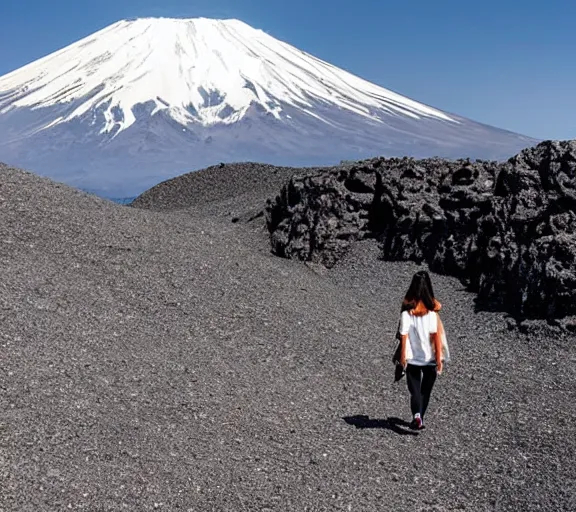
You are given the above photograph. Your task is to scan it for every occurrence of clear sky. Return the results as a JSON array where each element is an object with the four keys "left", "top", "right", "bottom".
[{"left": 2, "top": 0, "right": 575, "bottom": 140}]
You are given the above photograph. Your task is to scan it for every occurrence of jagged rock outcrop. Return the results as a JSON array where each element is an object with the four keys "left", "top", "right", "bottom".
[{"left": 266, "top": 140, "right": 576, "bottom": 319}]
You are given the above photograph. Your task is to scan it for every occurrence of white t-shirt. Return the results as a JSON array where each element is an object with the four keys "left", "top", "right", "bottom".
[{"left": 399, "top": 310, "right": 438, "bottom": 366}]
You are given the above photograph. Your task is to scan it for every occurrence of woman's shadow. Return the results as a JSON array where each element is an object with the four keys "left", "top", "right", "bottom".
[{"left": 343, "top": 415, "right": 418, "bottom": 436}]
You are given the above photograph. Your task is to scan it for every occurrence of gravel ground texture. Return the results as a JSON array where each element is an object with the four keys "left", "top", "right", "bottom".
[{"left": 1, "top": 162, "right": 575, "bottom": 511}]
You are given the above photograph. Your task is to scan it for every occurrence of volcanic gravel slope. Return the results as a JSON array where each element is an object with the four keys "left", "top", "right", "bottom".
[
  {"left": 1, "top": 162, "right": 575, "bottom": 511},
  {"left": 131, "top": 161, "right": 326, "bottom": 217}
]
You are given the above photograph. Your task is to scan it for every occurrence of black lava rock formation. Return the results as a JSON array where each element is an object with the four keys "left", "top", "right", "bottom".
[{"left": 266, "top": 140, "right": 576, "bottom": 319}]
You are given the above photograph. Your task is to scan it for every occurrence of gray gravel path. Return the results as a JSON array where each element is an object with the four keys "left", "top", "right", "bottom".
[{"left": 1, "top": 163, "right": 575, "bottom": 511}]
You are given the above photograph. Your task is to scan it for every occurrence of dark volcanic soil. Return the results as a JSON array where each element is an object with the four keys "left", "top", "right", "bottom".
[{"left": 1, "top": 162, "right": 575, "bottom": 511}]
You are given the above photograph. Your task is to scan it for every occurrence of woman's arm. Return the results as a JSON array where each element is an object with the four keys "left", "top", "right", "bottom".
[
  {"left": 400, "top": 334, "right": 408, "bottom": 368},
  {"left": 432, "top": 332, "right": 443, "bottom": 374}
]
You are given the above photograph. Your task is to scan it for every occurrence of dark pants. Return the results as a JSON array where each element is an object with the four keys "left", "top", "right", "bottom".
[{"left": 406, "top": 364, "right": 437, "bottom": 417}]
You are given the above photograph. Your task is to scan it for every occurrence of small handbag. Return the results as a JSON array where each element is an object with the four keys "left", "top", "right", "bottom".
[
  {"left": 394, "top": 361, "right": 406, "bottom": 382},
  {"left": 391, "top": 322, "right": 405, "bottom": 382}
]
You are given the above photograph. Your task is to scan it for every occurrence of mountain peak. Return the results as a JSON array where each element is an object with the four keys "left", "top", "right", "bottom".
[
  {"left": 118, "top": 16, "right": 251, "bottom": 24},
  {"left": 0, "top": 18, "right": 536, "bottom": 196},
  {"left": 0, "top": 17, "right": 453, "bottom": 136},
  {"left": 113, "top": 17, "right": 257, "bottom": 31}
]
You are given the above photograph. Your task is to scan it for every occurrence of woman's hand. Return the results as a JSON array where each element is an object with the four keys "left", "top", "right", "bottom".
[
  {"left": 437, "top": 360, "right": 443, "bottom": 375},
  {"left": 400, "top": 355, "right": 407, "bottom": 369}
]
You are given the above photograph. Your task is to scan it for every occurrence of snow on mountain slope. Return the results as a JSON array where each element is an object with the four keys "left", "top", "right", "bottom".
[
  {"left": 0, "top": 18, "right": 454, "bottom": 134},
  {"left": 0, "top": 17, "right": 537, "bottom": 197}
]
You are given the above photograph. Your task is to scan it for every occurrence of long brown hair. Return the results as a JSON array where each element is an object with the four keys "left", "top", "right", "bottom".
[{"left": 402, "top": 271, "right": 438, "bottom": 312}]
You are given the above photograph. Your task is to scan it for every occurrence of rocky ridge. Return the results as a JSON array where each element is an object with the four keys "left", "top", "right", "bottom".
[{"left": 266, "top": 140, "right": 576, "bottom": 321}]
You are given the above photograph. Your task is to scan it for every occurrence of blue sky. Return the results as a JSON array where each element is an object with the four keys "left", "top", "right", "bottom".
[{"left": 1, "top": 0, "right": 575, "bottom": 140}]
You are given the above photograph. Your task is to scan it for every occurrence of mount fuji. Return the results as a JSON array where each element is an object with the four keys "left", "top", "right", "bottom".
[{"left": 0, "top": 17, "right": 536, "bottom": 197}]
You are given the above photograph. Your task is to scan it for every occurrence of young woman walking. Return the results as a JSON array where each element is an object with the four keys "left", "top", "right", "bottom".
[{"left": 398, "top": 271, "right": 449, "bottom": 430}]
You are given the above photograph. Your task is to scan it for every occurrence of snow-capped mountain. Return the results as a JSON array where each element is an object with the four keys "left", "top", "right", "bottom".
[{"left": 0, "top": 17, "right": 536, "bottom": 196}]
